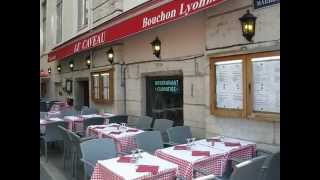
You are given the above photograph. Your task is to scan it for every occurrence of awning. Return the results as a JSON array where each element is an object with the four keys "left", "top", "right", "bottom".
[
  {"left": 48, "top": 0, "right": 227, "bottom": 62},
  {"left": 40, "top": 71, "right": 49, "bottom": 77}
]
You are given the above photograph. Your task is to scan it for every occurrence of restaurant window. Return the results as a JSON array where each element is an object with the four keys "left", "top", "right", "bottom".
[
  {"left": 210, "top": 51, "right": 280, "bottom": 121},
  {"left": 56, "top": 0, "right": 63, "bottom": 43},
  {"left": 42, "top": 0, "right": 47, "bottom": 51},
  {"left": 91, "top": 69, "right": 114, "bottom": 104},
  {"left": 78, "top": 0, "right": 89, "bottom": 30}
]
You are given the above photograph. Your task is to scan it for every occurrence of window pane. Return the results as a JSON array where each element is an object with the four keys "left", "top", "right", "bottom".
[
  {"left": 101, "top": 73, "right": 110, "bottom": 100},
  {"left": 92, "top": 75, "right": 99, "bottom": 99},
  {"left": 78, "top": 0, "right": 83, "bottom": 28},
  {"left": 56, "top": 0, "right": 63, "bottom": 43},
  {"left": 252, "top": 56, "right": 280, "bottom": 113},
  {"left": 215, "top": 60, "right": 243, "bottom": 109}
]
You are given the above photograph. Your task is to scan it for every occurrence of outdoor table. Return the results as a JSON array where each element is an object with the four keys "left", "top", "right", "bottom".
[
  {"left": 40, "top": 117, "right": 64, "bottom": 133},
  {"left": 155, "top": 137, "right": 256, "bottom": 179},
  {"left": 87, "top": 123, "right": 144, "bottom": 153},
  {"left": 91, "top": 152, "right": 178, "bottom": 180},
  {"left": 63, "top": 113, "right": 115, "bottom": 133}
]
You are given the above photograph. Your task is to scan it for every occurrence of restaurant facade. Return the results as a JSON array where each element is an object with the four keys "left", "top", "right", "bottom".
[{"left": 40, "top": 0, "right": 280, "bottom": 151}]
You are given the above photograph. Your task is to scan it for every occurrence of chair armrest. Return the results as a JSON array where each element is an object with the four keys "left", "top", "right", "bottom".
[
  {"left": 193, "top": 167, "right": 211, "bottom": 176},
  {"left": 256, "top": 148, "right": 273, "bottom": 156},
  {"left": 80, "top": 158, "right": 95, "bottom": 168},
  {"left": 117, "top": 151, "right": 130, "bottom": 156},
  {"left": 229, "top": 157, "right": 246, "bottom": 164},
  {"left": 80, "top": 136, "right": 96, "bottom": 142},
  {"left": 142, "top": 128, "right": 154, "bottom": 131},
  {"left": 163, "top": 141, "right": 178, "bottom": 147},
  {"left": 194, "top": 175, "right": 217, "bottom": 180}
]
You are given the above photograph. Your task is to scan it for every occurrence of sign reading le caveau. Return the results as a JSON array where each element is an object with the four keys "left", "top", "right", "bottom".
[
  {"left": 254, "top": 0, "right": 280, "bottom": 9},
  {"left": 48, "top": 0, "right": 226, "bottom": 62}
]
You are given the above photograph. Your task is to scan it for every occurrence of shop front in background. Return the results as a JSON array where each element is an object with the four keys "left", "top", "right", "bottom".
[{"left": 146, "top": 76, "right": 183, "bottom": 126}]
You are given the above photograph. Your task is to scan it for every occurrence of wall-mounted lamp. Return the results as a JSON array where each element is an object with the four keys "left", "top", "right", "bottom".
[
  {"left": 86, "top": 55, "right": 91, "bottom": 68},
  {"left": 239, "top": 10, "right": 257, "bottom": 42},
  {"left": 48, "top": 67, "right": 51, "bottom": 74},
  {"left": 69, "top": 61, "right": 74, "bottom": 71},
  {"left": 151, "top": 36, "right": 161, "bottom": 58},
  {"left": 106, "top": 47, "right": 114, "bottom": 64},
  {"left": 57, "top": 64, "right": 62, "bottom": 73}
]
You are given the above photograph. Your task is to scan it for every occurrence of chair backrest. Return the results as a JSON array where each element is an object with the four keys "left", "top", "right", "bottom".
[
  {"left": 135, "top": 131, "right": 163, "bottom": 154},
  {"left": 44, "top": 121, "right": 68, "bottom": 142},
  {"left": 68, "top": 130, "right": 83, "bottom": 157},
  {"left": 167, "top": 126, "right": 192, "bottom": 144},
  {"left": 82, "top": 117, "right": 105, "bottom": 133},
  {"left": 57, "top": 125, "right": 72, "bottom": 147},
  {"left": 60, "top": 108, "right": 79, "bottom": 117},
  {"left": 230, "top": 155, "right": 267, "bottom": 180},
  {"left": 40, "top": 101, "right": 48, "bottom": 112},
  {"left": 108, "top": 115, "right": 128, "bottom": 124},
  {"left": 40, "top": 112, "right": 48, "bottom": 119},
  {"left": 135, "top": 115, "right": 153, "bottom": 130},
  {"left": 263, "top": 151, "right": 280, "bottom": 180},
  {"left": 81, "top": 107, "right": 98, "bottom": 115},
  {"left": 153, "top": 119, "right": 174, "bottom": 142},
  {"left": 80, "top": 138, "right": 117, "bottom": 178}
]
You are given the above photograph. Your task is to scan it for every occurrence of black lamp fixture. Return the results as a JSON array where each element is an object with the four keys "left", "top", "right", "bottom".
[
  {"left": 57, "top": 64, "right": 62, "bottom": 73},
  {"left": 106, "top": 47, "right": 114, "bottom": 64},
  {"left": 48, "top": 67, "right": 51, "bottom": 74},
  {"left": 239, "top": 10, "right": 257, "bottom": 42},
  {"left": 85, "top": 55, "right": 91, "bottom": 68},
  {"left": 69, "top": 60, "right": 74, "bottom": 71},
  {"left": 151, "top": 36, "right": 161, "bottom": 58}
]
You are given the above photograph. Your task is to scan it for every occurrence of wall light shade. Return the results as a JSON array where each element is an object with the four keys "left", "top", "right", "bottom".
[
  {"left": 86, "top": 55, "right": 91, "bottom": 68},
  {"left": 151, "top": 37, "right": 161, "bottom": 58},
  {"left": 48, "top": 67, "right": 51, "bottom": 74},
  {"left": 107, "top": 47, "right": 114, "bottom": 64},
  {"left": 69, "top": 61, "right": 74, "bottom": 71},
  {"left": 239, "top": 10, "right": 257, "bottom": 42},
  {"left": 57, "top": 64, "right": 62, "bottom": 73}
]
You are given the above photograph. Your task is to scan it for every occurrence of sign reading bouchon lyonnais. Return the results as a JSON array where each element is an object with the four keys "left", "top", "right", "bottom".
[
  {"left": 48, "top": 0, "right": 227, "bottom": 62},
  {"left": 254, "top": 0, "right": 280, "bottom": 9}
]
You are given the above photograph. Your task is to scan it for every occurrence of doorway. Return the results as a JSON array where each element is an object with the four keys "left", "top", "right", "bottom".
[
  {"left": 146, "top": 76, "right": 183, "bottom": 126},
  {"left": 76, "top": 80, "right": 89, "bottom": 109}
]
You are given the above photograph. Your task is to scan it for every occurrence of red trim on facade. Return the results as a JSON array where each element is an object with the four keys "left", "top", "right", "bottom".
[{"left": 48, "top": 0, "right": 227, "bottom": 62}]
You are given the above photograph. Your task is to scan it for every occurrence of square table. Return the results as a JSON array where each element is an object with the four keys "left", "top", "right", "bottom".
[
  {"left": 40, "top": 117, "right": 64, "bottom": 133},
  {"left": 91, "top": 152, "right": 178, "bottom": 180},
  {"left": 87, "top": 123, "right": 144, "bottom": 153},
  {"left": 155, "top": 137, "right": 256, "bottom": 179},
  {"left": 64, "top": 113, "right": 115, "bottom": 133}
]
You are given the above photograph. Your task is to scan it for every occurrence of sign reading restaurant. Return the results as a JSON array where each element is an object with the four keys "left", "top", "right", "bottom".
[
  {"left": 254, "top": 0, "right": 280, "bottom": 9},
  {"left": 48, "top": 0, "right": 227, "bottom": 62}
]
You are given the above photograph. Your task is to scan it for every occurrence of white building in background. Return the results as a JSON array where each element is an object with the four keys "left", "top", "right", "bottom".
[{"left": 40, "top": 0, "right": 280, "bottom": 151}]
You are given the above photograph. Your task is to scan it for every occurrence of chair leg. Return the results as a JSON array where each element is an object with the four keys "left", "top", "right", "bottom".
[{"left": 45, "top": 142, "right": 48, "bottom": 163}]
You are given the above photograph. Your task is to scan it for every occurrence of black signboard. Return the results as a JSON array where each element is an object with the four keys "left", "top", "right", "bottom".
[{"left": 254, "top": 0, "right": 280, "bottom": 9}]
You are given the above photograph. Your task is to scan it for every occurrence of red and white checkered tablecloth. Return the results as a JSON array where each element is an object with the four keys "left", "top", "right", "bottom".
[
  {"left": 155, "top": 149, "right": 226, "bottom": 180},
  {"left": 87, "top": 124, "right": 143, "bottom": 153},
  {"left": 155, "top": 139, "right": 256, "bottom": 179},
  {"left": 64, "top": 116, "right": 85, "bottom": 133},
  {"left": 90, "top": 152, "right": 178, "bottom": 180}
]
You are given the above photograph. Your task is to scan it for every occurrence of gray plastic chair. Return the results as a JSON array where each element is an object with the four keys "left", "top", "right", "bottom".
[
  {"left": 152, "top": 119, "right": 174, "bottom": 143},
  {"left": 134, "top": 115, "right": 153, "bottom": 130},
  {"left": 57, "top": 126, "right": 73, "bottom": 171},
  {"left": 40, "top": 121, "right": 68, "bottom": 162},
  {"left": 108, "top": 115, "right": 128, "bottom": 124},
  {"left": 81, "top": 107, "right": 98, "bottom": 115},
  {"left": 40, "top": 112, "right": 48, "bottom": 119},
  {"left": 68, "top": 131, "right": 95, "bottom": 179},
  {"left": 78, "top": 117, "right": 106, "bottom": 137},
  {"left": 61, "top": 108, "right": 79, "bottom": 117},
  {"left": 261, "top": 151, "right": 280, "bottom": 180},
  {"left": 167, "top": 126, "right": 192, "bottom": 144},
  {"left": 40, "top": 101, "right": 48, "bottom": 112},
  {"left": 135, "top": 131, "right": 164, "bottom": 154},
  {"left": 80, "top": 138, "right": 120, "bottom": 180}
]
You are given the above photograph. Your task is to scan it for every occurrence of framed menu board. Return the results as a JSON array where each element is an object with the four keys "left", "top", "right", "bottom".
[
  {"left": 252, "top": 56, "right": 280, "bottom": 113},
  {"left": 215, "top": 60, "right": 243, "bottom": 109}
]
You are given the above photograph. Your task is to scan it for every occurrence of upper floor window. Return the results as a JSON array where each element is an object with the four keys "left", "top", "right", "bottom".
[
  {"left": 78, "top": 0, "right": 89, "bottom": 30},
  {"left": 56, "top": 0, "right": 63, "bottom": 43},
  {"left": 42, "top": 0, "right": 47, "bottom": 51}
]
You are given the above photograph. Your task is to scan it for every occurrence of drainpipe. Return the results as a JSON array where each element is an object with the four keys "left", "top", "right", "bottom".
[{"left": 120, "top": 62, "right": 127, "bottom": 114}]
